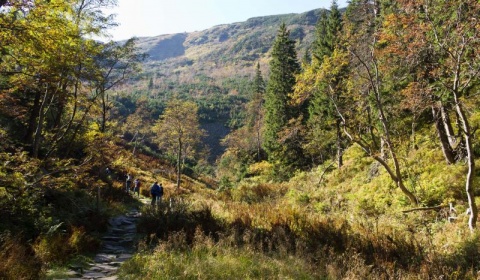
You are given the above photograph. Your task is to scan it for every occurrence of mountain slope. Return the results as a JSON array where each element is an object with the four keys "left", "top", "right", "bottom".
[
  {"left": 113, "top": 8, "right": 330, "bottom": 163},
  {"left": 128, "top": 8, "right": 327, "bottom": 90}
]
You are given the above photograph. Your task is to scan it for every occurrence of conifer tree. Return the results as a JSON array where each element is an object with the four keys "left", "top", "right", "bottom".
[
  {"left": 305, "top": 0, "right": 345, "bottom": 167},
  {"left": 263, "top": 23, "right": 301, "bottom": 179},
  {"left": 250, "top": 62, "right": 266, "bottom": 161},
  {"left": 253, "top": 62, "right": 266, "bottom": 96},
  {"left": 312, "top": 0, "right": 342, "bottom": 63},
  {"left": 312, "top": 10, "right": 329, "bottom": 62}
]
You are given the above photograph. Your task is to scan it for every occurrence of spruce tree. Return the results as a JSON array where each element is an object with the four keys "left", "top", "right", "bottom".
[
  {"left": 312, "top": 0, "right": 342, "bottom": 63},
  {"left": 307, "top": 0, "right": 345, "bottom": 168},
  {"left": 312, "top": 10, "right": 329, "bottom": 62},
  {"left": 248, "top": 62, "right": 266, "bottom": 161},
  {"left": 263, "top": 23, "right": 301, "bottom": 179},
  {"left": 253, "top": 62, "right": 266, "bottom": 96}
]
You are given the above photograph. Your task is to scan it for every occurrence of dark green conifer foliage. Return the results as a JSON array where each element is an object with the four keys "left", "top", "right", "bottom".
[
  {"left": 312, "top": 10, "right": 329, "bottom": 62},
  {"left": 263, "top": 23, "right": 301, "bottom": 179},
  {"left": 248, "top": 62, "right": 266, "bottom": 161},
  {"left": 253, "top": 62, "right": 266, "bottom": 96},
  {"left": 307, "top": 0, "right": 345, "bottom": 167},
  {"left": 312, "top": 0, "right": 342, "bottom": 62}
]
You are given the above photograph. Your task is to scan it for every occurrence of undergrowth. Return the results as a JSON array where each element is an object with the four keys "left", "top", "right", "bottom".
[{"left": 121, "top": 138, "right": 480, "bottom": 279}]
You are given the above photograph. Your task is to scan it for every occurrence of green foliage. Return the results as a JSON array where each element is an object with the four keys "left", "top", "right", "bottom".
[
  {"left": 263, "top": 23, "right": 302, "bottom": 179},
  {"left": 218, "top": 176, "right": 233, "bottom": 190},
  {"left": 445, "top": 233, "right": 480, "bottom": 273},
  {"left": 152, "top": 97, "right": 207, "bottom": 188},
  {"left": 216, "top": 150, "right": 249, "bottom": 183},
  {"left": 299, "top": 1, "right": 346, "bottom": 167},
  {"left": 215, "top": 63, "right": 267, "bottom": 184},
  {"left": 2, "top": 0, "right": 480, "bottom": 278}
]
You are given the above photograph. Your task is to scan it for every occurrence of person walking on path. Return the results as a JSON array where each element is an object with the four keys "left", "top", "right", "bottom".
[
  {"left": 150, "top": 181, "right": 163, "bottom": 206},
  {"left": 133, "top": 178, "right": 141, "bottom": 197},
  {"left": 126, "top": 173, "right": 133, "bottom": 193}
]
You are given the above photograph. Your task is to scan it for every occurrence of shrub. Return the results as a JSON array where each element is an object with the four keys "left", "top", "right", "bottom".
[
  {"left": 230, "top": 182, "right": 286, "bottom": 204},
  {"left": 33, "top": 232, "right": 70, "bottom": 265},
  {"left": 137, "top": 200, "right": 225, "bottom": 245},
  {"left": 0, "top": 233, "right": 42, "bottom": 280}
]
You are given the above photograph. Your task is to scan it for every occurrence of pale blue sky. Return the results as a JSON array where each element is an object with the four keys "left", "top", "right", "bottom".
[{"left": 105, "top": 0, "right": 348, "bottom": 41}]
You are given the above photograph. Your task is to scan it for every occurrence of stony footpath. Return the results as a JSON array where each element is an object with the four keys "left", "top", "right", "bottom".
[{"left": 64, "top": 208, "right": 141, "bottom": 280}]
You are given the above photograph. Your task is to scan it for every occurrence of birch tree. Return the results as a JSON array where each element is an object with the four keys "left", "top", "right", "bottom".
[{"left": 153, "top": 98, "right": 206, "bottom": 190}]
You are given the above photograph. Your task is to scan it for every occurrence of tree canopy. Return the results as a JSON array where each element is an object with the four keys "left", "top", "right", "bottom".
[{"left": 152, "top": 97, "right": 206, "bottom": 189}]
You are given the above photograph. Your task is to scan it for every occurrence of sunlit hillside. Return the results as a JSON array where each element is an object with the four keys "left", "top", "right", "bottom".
[
  {"left": 119, "top": 9, "right": 326, "bottom": 92},
  {"left": 1, "top": 1, "right": 480, "bottom": 279}
]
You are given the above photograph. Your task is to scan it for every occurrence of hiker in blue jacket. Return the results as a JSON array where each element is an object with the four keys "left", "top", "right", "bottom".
[{"left": 150, "top": 181, "right": 163, "bottom": 206}]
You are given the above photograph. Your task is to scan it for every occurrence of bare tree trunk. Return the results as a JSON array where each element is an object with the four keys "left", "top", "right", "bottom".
[
  {"left": 411, "top": 116, "right": 417, "bottom": 150},
  {"left": 25, "top": 90, "right": 42, "bottom": 144},
  {"left": 348, "top": 39, "right": 418, "bottom": 204},
  {"left": 256, "top": 125, "right": 262, "bottom": 161},
  {"left": 100, "top": 88, "right": 107, "bottom": 132},
  {"left": 432, "top": 106, "right": 456, "bottom": 164},
  {"left": 380, "top": 138, "right": 387, "bottom": 160},
  {"left": 453, "top": 97, "right": 477, "bottom": 230},
  {"left": 131, "top": 130, "right": 138, "bottom": 156},
  {"left": 45, "top": 79, "right": 80, "bottom": 158},
  {"left": 375, "top": 95, "right": 418, "bottom": 205},
  {"left": 255, "top": 110, "right": 262, "bottom": 162},
  {"left": 176, "top": 138, "right": 182, "bottom": 190},
  {"left": 336, "top": 118, "right": 343, "bottom": 168},
  {"left": 32, "top": 88, "right": 50, "bottom": 158},
  {"left": 441, "top": 104, "right": 456, "bottom": 147}
]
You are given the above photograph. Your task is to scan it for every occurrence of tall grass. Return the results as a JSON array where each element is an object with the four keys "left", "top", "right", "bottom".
[{"left": 120, "top": 228, "right": 324, "bottom": 280}]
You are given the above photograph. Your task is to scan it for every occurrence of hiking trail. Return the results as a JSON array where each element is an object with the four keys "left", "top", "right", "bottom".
[{"left": 64, "top": 206, "right": 144, "bottom": 280}]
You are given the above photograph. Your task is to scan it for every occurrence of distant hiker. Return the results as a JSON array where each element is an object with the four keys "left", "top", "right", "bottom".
[
  {"left": 133, "top": 178, "right": 141, "bottom": 197},
  {"left": 126, "top": 173, "right": 132, "bottom": 193},
  {"left": 158, "top": 183, "right": 164, "bottom": 202},
  {"left": 104, "top": 167, "right": 112, "bottom": 180},
  {"left": 150, "top": 181, "right": 163, "bottom": 206}
]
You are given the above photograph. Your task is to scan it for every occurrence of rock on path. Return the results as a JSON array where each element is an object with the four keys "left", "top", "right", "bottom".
[{"left": 65, "top": 209, "right": 141, "bottom": 280}]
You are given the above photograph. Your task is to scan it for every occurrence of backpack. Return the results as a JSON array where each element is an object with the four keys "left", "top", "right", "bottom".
[{"left": 150, "top": 184, "right": 159, "bottom": 195}]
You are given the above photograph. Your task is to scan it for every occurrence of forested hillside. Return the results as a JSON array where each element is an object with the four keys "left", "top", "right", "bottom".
[
  {"left": 112, "top": 8, "right": 329, "bottom": 160},
  {"left": 1, "top": 0, "right": 480, "bottom": 279}
]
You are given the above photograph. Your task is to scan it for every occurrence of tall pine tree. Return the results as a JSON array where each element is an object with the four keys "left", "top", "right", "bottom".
[
  {"left": 263, "top": 23, "right": 301, "bottom": 179},
  {"left": 312, "top": 0, "right": 342, "bottom": 63},
  {"left": 248, "top": 62, "right": 266, "bottom": 161},
  {"left": 253, "top": 62, "right": 266, "bottom": 96}
]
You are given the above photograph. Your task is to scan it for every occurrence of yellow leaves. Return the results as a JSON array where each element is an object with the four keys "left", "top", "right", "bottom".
[
  {"left": 84, "top": 122, "right": 102, "bottom": 142},
  {"left": 292, "top": 49, "right": 349, "bottom": 107},
  {"left": 153, "top": 98, "right": 205, "bottom": 159},
  {"left": 382, "top": 13, "right": 399, "bottom": 30},
  {"left": 0, "top": 0, "right": 111, "bottom": 105},
  {"left": 291, "top": 66, "right": 316, "bottom": 106}
]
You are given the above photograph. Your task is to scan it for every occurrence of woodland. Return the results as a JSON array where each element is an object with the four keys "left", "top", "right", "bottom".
[{"left": 1, "top": 0, "right": 480, "bottom": 279}]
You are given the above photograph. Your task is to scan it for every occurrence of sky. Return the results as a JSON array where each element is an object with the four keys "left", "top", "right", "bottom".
[{"left": 104, "top": 0, "right": 349, "bottom": 41}]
